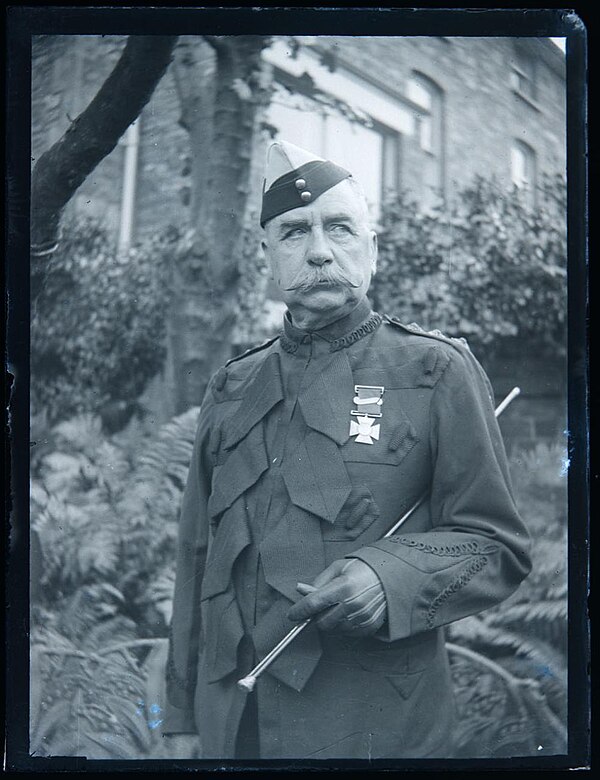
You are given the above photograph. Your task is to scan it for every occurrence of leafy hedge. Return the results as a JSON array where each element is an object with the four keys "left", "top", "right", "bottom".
[
  {"left": 372, "top": 175, "right": 567, "bottom": 360},
  {"left": 30, "top": 212, "right": 283, "bottom": 429},
  {"left": 30, "top": 408, "right": 567, "bottom": 758},
  {"left": 31, "top": 217, "right": 176, "bottom": 426},
  {"left": 31, "top": 174, "right": 567, "bottom": 431}
]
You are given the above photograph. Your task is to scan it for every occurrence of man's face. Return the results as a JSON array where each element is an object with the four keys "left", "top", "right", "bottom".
[{"left": 262, "top": 179, "right": 378, "bottom": 329}]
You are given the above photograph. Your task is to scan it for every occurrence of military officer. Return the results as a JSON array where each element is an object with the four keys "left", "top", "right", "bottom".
[{"left": 164, "top": 140, "right": 531, "bottom": 759}]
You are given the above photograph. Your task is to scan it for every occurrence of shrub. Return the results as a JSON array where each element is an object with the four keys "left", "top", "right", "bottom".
[
  {"left": 31, "top": 217, "right": 177, "bottom": 425},
  {"left": 372, "top": 175, "right": 567, "bottom": 360}
]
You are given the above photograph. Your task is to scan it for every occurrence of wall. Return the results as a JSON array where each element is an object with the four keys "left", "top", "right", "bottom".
[
  {"left": 31, "top": 35, "right": 566, "bottom": 244},
  {"left": 308, "top": 36, "right": 566, "bottom": 204},
  {"left": 31, "top": 35, "right": 191, "bottom": 243}
]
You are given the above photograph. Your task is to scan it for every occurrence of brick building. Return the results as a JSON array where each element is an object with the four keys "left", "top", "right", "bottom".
[{"left": 31, "top": 35, "right": 567, "bottom": 448}]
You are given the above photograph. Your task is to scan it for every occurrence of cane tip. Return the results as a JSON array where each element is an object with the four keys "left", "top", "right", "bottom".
[{"left": 237, "top": 676, "right": 257, "bottom": 693}]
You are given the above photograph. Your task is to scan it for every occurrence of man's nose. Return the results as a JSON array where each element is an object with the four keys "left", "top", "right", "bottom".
[{"left": 306, "top": 227, "right": 334, "bottom": 266}]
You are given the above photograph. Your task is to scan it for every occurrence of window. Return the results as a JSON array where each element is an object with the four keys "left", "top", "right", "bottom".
[
  {"left": 406, "top": 73, "right": 445, "bottom": 197},
  {"left": 510, "top": 49, "right": 537, "bottom": 103},
  {"left": 511, "top": 140, "right": 537, "bottom": 204},
  {"left": 407, "top": 77, "right": 434, "bottom": 153},
  {"left": 263, "top": 40, "right": 406, "bottom": 222},
  {"left": 264, "top": 79, "right": 399, "bottom": 221}
]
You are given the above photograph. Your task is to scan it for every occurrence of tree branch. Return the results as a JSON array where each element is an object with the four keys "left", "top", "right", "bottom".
[{"left": 31, "top": 35, "right": 178, "bottom": 255}]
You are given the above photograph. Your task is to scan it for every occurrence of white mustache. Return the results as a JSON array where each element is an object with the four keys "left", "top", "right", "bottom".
[{"left": 283, "top": 265, "right": 362, "bottom": 292}]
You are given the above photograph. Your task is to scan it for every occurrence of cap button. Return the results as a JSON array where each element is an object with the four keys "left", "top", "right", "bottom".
[
  {"left": 300, "top": 191, "right": 312, "bottom": 203},
  {"left": 295, "top": 178, "right": 306, "bottom": 190}
]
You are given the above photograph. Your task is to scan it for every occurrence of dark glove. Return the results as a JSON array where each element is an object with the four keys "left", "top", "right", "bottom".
[{"left": 287, "top": 558, "right": 387, "bottom": 637}]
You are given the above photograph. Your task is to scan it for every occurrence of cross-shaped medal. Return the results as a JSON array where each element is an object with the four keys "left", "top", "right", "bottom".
[{"left": 349, "top": 414, "right": 381, "bottom": 445}]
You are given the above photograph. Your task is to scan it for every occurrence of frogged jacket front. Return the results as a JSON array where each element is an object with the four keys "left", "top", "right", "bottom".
[{"left": 165, "top": 302, "right": 531, "bottom": 759}]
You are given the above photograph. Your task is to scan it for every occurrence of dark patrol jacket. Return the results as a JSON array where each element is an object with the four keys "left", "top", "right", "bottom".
[{"left": 165, "top": 297, "right": 531, "bottom": 759}]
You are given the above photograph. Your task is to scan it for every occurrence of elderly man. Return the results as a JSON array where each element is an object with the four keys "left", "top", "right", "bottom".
[{"left": 164, "top": 141, "right": 531, "bottom": 759}]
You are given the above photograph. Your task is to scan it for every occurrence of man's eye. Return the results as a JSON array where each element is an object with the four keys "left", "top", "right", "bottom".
[
  {"left": 283, "top": 228, "right": 306, "bottom": 240},
  {"left": 329, "top": 224, "right": 352, "bottom": 235}
]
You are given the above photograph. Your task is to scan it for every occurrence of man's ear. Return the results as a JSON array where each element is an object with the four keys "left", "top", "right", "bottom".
[
  {"left": 370, "top": 231, "right": 378, "bottom": 275},
  {"left": 261, "top": 238, "right": 276, "bottom": 280}
]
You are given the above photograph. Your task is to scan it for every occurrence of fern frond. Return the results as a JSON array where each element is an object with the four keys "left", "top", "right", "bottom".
[
  {"left": 134, "top": 407, "right": 200, "bottom": 489},
  {"left": 85, "top": 615, "right": 138, "bottom": 652},
  {"left": 30, "top": 480, "right": 49, "bottom": 511},
  {"left": 448, "top": 642, "right": 567, "bottom": 757},
  {"left": 447, "top": 614, "right": 493, "bottom": 644},
  {"left": 76, "top": 525, "right": 121, "bottom": 579},
  {"left": 490, "top": 600, "right": 567, "bottom": 627},
  {"left": 448, "top": 618, "right": 567, "bottom": 683},
  {"left": 547, "top": 581, "right": 568, "bottom": 600},
  {"left": 100, "top": 693, "right": 154, "bottom": 754},
  {"left": 30, "top": 699, "right": 72, "bottom": 755},
  {"left": 53, "top": 413, "right": 103, "bottom": 453},
  {"left": 90, "top": 440, "right": 132, "bottom": 495},
  {"left": 59, "top": 584, "right": 125, "bottom": 642},
  {"left": 32, "top": 643, "right": 153, "bottom": 758},
  {"left": 77, "top": 730, "right": 146, "bottom": 760}
]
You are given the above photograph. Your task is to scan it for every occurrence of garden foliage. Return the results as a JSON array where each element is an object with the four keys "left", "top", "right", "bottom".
[
  {"left": 31, "top": 408, "right": 201, "bottom": 758},
  {"left": 447, "top": 441, "right": 568, "bottom": 757},
  {"left": 31, "top": 217, "right": 173, "bottom": 426},
  {"left": 30, "top": 213, "right": 279, "bottom": 427},
  {"left": 30, "top": 410, "right": 568, "bottom": 758},
  {"left": 372, "top": 175, "right": 567, "bottom": 360}
]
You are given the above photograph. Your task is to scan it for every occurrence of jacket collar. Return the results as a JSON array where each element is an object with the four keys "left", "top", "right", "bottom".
[{"left": 279, "top": 297, "right": 382, "bottom": 356}]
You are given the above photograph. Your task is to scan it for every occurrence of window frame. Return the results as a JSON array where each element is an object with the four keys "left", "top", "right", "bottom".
[
  {"left": 509, "top": 45, "right": 542, "bottom": 111},
  {"left": 267, "top": 64, "right": 402, "bottom": 217},
  {"left": 510, "top": 139, "right": 537, "bottom": 205}
]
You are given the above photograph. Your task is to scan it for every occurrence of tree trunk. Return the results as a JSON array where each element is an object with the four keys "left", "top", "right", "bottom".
[
  {"left": 31, "top": 36, "right": 178, "bottom": 269},
  {"left": 167, "top": 38, "right": 217, "bottom": 413},
  {"left": 169, "top": 36, "right": 271, "bottom": 411}
]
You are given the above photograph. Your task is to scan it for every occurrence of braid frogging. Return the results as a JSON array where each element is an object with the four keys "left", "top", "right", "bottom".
[
  {"left": 388, "top": 536, "right": 482, "bottom": 557},
  {"left": 426, "top": 556, "right": 488, "bottom": 629},
  {"left": 330, "top": 312, "right": 382, "bottom": 351}
]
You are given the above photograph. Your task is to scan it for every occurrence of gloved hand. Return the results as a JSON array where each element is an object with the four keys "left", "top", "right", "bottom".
[{"left": 287, "top": 558, "right": 387, "bottom": 637}]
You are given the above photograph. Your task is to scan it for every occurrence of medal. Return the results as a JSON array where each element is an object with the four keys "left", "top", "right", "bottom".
[{"left": 349, "top": 385, "right": 384, "bottom": 444}]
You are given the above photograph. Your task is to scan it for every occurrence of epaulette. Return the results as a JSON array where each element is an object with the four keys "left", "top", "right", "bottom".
[
  {"left": 209, "top": 336, "right": 280, "bottom": 398},
  {"left": 384, "top": 315, "right": 471, "bottom": 352},
  {"left": 225, "top": 335, "right": 280, "bottom": 367}
]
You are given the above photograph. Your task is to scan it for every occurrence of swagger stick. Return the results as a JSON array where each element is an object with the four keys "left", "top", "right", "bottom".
[{"left": 237, "top": 386, "right": 521, "bottom": 693}]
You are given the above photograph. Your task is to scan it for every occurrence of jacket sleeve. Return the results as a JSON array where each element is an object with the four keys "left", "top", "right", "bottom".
[
  {"left": 348, "top": 344, "right": 532, "bottom": 642},
  {"left": 163, "top": 382, "right": 216, "bottom": 734}
]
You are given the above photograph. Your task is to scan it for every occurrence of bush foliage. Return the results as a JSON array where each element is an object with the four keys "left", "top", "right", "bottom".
[
  {"left": 30, "top": 408, "right": 568, "bottom": 758},
  {"left": 372, "top": 175, "right": 567, "bottom": 360},
  {"left": 30, "top": 218, "right": 175, "bottom": 425},
  {"left": 30, "top": 174, "right": 567, "bottom": 428}
]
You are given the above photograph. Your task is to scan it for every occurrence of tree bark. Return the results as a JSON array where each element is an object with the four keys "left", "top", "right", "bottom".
[
  {"left": 165, "top": 39, "right": 217, "bottom": 413},
  {"left": 31, "top": 36, "right": 178, "bottom": 258},
  {"left": 168, "top": 36, "right": 271, "bottom": 412}
]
